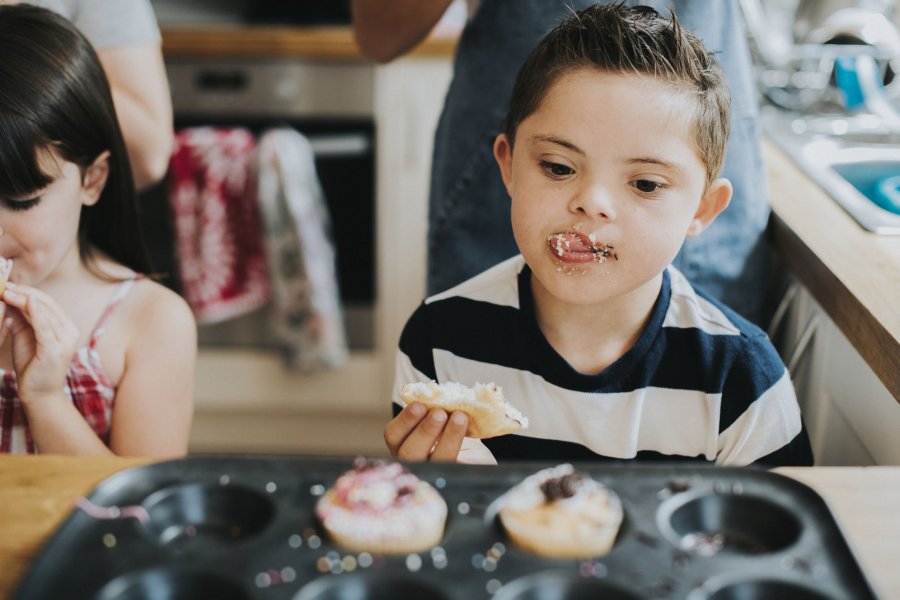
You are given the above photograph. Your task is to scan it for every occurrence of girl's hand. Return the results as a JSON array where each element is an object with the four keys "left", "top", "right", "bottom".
[
  {"left": 0, "top": 282, "right": 80, "bottom": 404},
  {"left": 384, "top": 402, "right": 470, "bottom": 462}
]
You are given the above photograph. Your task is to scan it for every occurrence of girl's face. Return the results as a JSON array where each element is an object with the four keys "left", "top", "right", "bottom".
[
  {"left": 0, "top": 147, "right": 105, "bottom": 286},
  {"left": 494, "top": 69, "right": 731, "bottom": 309}
]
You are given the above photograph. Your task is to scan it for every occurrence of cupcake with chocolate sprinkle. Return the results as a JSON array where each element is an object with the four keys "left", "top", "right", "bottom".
[{"left": 498, "top": 464, "right": 623, "bottom": 559}]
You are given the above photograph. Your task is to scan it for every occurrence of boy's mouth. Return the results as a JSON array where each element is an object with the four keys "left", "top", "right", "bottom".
[{"left": 547, "top": 232, "right": 617, "bottom": 264}]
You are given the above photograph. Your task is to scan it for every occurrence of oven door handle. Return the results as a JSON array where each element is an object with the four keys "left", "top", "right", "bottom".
[{"left": 307, "top": 133, "right": 371, "bottom": 159}]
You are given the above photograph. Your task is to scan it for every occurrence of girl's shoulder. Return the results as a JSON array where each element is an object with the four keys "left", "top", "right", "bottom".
[
  {"left": 90, "top": 258, "right": 192, "bottom": 326},
  {"left": 109, "top": 277, "right": 197, "bottom": 380},
  {"left": 124, "top": 277, "right": 196, "bottom": 338},
  {"left": 84, "top": 270, "right": 196, "bottom": 387}
]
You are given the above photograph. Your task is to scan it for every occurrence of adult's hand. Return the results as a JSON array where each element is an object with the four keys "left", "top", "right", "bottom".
[{"left": 0, "top": 0, "right": 174, "bottom": 189}]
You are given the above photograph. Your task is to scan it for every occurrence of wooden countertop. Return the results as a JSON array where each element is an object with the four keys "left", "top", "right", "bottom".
[
  {"left": 0, "top": 455, "right": 897, "bottom": 598},
  {"left": 161, "top": 25, "right": 457, "bottom": 60},
  {"left": 766, "top": 140, "right": 900, "bottom": 402}
]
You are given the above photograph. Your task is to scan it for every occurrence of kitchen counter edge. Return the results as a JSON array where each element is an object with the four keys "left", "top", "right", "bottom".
[{"left": 766, "top": 138, "right": 900, "bottom": 402}]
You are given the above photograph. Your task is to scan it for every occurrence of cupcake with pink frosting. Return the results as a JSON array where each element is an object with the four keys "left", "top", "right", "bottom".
[{"left": 315, "top": 458, "right": 447, "bottom": 554}]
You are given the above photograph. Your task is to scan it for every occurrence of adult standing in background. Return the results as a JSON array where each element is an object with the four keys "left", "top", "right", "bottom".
[
  {"left": 352, "top": 0, "right": 773, "bottom": 326},
  {"left": 0, "top": 0, "right": 173, "bottom": 190}
]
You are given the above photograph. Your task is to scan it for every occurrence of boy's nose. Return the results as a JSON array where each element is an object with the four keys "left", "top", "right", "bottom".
[{"left": 570, "top": 183, "right": 617, "bottom": 220}]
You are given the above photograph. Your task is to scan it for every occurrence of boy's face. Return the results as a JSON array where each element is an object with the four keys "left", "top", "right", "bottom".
[{"left": 494, "top": 69, "right": 731, "bottom": 308}]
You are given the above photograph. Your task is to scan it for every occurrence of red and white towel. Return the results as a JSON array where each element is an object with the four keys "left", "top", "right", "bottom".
[
  {"left": 169, "top": 128, "right": 271, "bottom": 324},
  {"left": 255, "top": 129, "right": 348, "bottom": 371}
]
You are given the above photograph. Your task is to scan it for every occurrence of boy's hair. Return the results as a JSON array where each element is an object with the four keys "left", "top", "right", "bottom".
[
  {"left": 0, "top": 4, "right": 151, "bottom": 276},
  {"left": 503, "top": 3, "right": 732, "bottom": 187}
]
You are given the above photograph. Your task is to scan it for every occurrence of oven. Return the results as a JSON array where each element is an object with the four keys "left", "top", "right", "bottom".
[
  {"left": 140, "top": 6, "right": 455, "bottom": 452},
  {"left": 161, "top": 58, "right": 377, "bottom": 350}
]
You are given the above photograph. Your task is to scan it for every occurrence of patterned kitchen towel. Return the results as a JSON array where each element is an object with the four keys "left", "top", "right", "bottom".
[
  {"left": 255, "top": 128, "right": 348, "bottom": 371},
  {"left": 169, "top": 127, "right": 271, "bottom": 323}
]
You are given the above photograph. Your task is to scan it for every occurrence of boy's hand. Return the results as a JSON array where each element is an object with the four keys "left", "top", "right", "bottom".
[{"left": 385, "top": 402, "right": 469, "bottom": 461}]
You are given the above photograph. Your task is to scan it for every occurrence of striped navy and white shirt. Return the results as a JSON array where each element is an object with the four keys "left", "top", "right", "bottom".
[{"left": 393, "top": 255, "right": 813, "bottom": 466}]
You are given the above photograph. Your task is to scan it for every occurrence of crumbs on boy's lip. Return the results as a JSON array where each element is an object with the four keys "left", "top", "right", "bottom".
[{"left": 547, "top": 232, "right": 618, "bottom": 262}]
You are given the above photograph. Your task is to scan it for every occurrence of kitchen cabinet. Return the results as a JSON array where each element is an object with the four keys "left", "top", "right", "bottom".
[
  {"left": 766, "top": 141, "right": 900, "bottom": 401},
  {"left": 775, "top": 278, "right": 900, "bottom": 465},
  {"left": 765, "top": 136, "right": 900, "bottom": 466}
]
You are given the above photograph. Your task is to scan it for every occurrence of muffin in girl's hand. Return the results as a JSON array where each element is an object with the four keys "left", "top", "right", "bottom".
[
  {"left": 315, "top": 458, "right": 448, "bottom": 554},
  {"left": 498, "top": 464, "right": 623, "bottom": 559},
  {"left": 0, "top": 257, "right": 13, "bottom": 295}
]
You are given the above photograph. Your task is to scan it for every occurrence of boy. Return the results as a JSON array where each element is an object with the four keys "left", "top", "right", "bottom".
[{"left": 385, "top": 4, "right": 812, "bottom": 466}]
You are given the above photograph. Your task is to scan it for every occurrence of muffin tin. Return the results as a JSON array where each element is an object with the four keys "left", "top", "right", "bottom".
[{"left": 13, "top": 456, "right": 876, "bottom": 600}]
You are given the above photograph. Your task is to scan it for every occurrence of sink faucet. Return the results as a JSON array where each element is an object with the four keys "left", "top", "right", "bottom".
[{"left": 740, "top": 0, "right": 900, "bottom": 117}]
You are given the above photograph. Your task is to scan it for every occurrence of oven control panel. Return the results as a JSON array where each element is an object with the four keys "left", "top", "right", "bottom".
[{"left": 167, "top": 60, "right": 374, "bottom": 119}]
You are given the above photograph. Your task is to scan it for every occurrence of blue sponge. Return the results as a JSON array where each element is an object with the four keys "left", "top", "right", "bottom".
[
  {"left": 835, "top": 56, "right": 866, "bottom": 110},
  {"left": 875, "top": 175, "right": 900, "bottom": 214}
]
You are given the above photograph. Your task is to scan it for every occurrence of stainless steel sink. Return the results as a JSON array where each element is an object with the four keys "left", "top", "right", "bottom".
[{"left": 762, "top": 107, "right": 900, "bottom": 234}]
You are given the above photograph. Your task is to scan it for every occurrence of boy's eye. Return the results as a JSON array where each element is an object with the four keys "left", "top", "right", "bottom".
[
  {"left": 1, "top": 197, "right": 41, "bottom": 211},
  {"left": 632, "top": 180, "right": 665, "bottom": 194},
  {"left": 539, "top": 160, "right": 574, "bottom": 178}
]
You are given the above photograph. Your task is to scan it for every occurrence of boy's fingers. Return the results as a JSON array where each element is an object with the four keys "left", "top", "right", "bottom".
[
  {"left": 384, "top": 403, "right": 427, "bottom": 454},
  {"left": 429, "top": 411, "right": 468, "bottom": 462},
  {"left": 395, "top": 408, "right": 449, "bottom": 461}
]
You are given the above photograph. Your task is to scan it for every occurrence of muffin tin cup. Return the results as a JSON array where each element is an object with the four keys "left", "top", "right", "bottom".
[
  {"left": 491, "top": 571, "right": 641, "bottom": 600},
  {"left": 13, "top": 457, "right": 876, "bottom": 600},
  {"left": 139, "top": 482, "right": 277, "bottom": 551},
  {"left": 94, "top": 568, "right": 253, "bottom": 600},
  {"left": 656, "top": 490, "right": 803, "bottom": 557},
  {"left": 685, "top": 573, "right": 838, "bottom": 600},
  {"left": 292, "top": 573, "right": 451, "bottom": 600}
]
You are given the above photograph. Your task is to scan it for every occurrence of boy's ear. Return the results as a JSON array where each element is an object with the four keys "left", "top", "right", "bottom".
[
  {"left": 81, "top": 151, "right": 111, "bottom": 207},
  {"left": 687, "top": 178, "right": 732, "bottom": 238},
  {"left": 493, "top": 133, "right": 514, "bottom": 191}
]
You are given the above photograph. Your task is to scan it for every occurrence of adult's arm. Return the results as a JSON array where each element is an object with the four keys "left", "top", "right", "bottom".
[
  {"left": 72, "top": 0, "right": 173, "bottom": 190},
  {"left": 98, "top": 45, "right": 174, "bottom": 190},
  {"left": 351, "top": 0, "right": 454, "bottom": 63},
  {"left": 2, "top": 0, "right": 175, "bottom": 189}
]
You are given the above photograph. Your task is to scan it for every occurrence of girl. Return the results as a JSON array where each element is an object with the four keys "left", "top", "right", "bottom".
[{"left": 0, "top": 5, "right": 196, "bottom": 456}]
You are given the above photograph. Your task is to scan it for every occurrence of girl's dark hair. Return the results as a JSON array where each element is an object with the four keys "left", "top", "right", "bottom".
[
  {"left": 503, "top": 3, "right": 732, "bottom": 187},
  {"left": 0, "top": 4, "right": 151, "bottom": 276}
]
